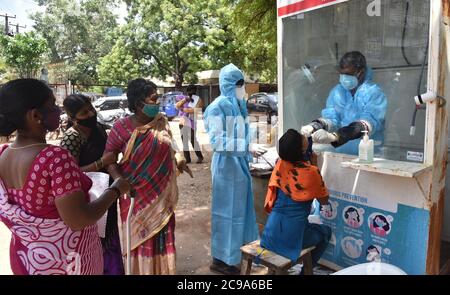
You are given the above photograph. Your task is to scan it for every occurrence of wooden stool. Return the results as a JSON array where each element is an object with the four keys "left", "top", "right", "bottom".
[{"left": 240, "top": 240, "right": 315, "bottom": 275}]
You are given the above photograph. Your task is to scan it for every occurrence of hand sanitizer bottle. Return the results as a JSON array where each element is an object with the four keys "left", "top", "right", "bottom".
[{"left": 359, "top": 131, "right": 374, "bottom": 163}]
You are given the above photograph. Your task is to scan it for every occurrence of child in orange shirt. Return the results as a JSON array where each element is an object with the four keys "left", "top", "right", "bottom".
[{"left": 261, "top": 129, "right": 332, "bottom": 269}]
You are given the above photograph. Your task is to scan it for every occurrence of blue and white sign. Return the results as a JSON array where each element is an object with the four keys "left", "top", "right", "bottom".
[{"left": 319, "top": 190, "right": 429, "bottom": 275}]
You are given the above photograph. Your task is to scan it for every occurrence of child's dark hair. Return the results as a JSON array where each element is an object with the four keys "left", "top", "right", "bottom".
[
  {"left": 278, "top": 129, "right": 305, "bottom": 163},
  {"left": 0, "top": 79, "right": 54, "bottom": 136},
  {"left": 126, "top": 78, "right": 157, "bottom": 113},
  {"left": 344, "top": 207, "right": 360, "bottom": 223},
  {"left": 373, "top": 215, "right": 390, "bottom": 231}
]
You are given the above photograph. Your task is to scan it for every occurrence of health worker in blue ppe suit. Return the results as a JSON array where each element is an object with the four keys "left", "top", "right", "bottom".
[
  {"left": 301, "top": 51, "right": 387, "bottom": 155},
  {"left": 204, "top": 63, "right": 266, "bottom": 275}
]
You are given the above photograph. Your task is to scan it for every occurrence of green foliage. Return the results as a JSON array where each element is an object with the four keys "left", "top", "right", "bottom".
[
  {"left": 31, "top": 0, "right": 119, "bottom": 84},
  {"left": 232, "top": 0, "right": 277, "bottom": 82},
  {"left": 100, "top": 0, "right": 245, "bottom": 88},
  {"left": 201, "top": 1, "right": 245, "bottom": 72},
  {"left": 31, "top": 0, "right": 278, "bottom": 85},
  {"left": 98, "top": 36, "right": 150, "bottom": 85},
  {"left": 0, "top": 32, "right": 48, "bottom": 78}
]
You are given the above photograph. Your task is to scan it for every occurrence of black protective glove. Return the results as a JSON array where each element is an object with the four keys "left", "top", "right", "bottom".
[{"left": 331, "top": 121, "right": 367, "bottom": 148}]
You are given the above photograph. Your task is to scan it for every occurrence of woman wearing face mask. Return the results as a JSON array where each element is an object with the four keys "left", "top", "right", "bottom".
[
  {"left": 104, "top": 78, "right": 192, "bottom": 275},
  {"left": 61, "top": 94, "right": 117, "bottom": 173},
  {"left": 300, "top": 51, "right": 387, "bottom": 155},
  {"left": 0, "top": 79, "right": 129, "bottom": 275},
  {"left": 60, "top": 94, "right": 124, "bottom": 275}
]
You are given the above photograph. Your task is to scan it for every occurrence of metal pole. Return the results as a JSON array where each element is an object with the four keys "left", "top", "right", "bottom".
[
  {"left": 9, "top": 23, "right": 26, "bottom": 34},
  {"left": 68, "top": 80, "right": 72, "bottom": 95},
  {"left": 0, "top": 14, "right": 16, "bottom": 35}
]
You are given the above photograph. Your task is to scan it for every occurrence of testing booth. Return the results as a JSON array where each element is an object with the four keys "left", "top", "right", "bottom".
[{"left": 275, "top": 0, "right": 450, "bottom": 274}]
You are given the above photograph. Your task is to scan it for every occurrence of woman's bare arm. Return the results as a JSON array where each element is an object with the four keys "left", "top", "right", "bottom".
[{"left": 55, "top": 178, "right": 129, "bottom": 231}]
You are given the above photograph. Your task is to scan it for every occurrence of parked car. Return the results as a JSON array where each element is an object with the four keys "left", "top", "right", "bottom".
[
  {"left": 160, "top": 91, "right": 183, "bottom": 120},
  {"left": 246, "top": 92, "right": 278, "bottom": 123},
  {"left": 93, "top": 96, "right": 130, "bottom": 129}
]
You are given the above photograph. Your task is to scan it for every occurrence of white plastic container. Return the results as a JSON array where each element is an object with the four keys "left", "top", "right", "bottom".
[
  {"left": 332, "top": 262, "right": 407, "bottom": 275},
  {"left": 358, "top": 131, "right": 374, "bottom": 164}
]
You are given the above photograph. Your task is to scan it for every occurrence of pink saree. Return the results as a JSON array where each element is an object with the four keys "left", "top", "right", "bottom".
[{"left": 0, "top": 145, "right": 103, "bottom": 275}]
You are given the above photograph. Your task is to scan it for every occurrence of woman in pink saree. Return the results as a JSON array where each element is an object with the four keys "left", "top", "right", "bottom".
[
  {"left": 105, "top": 79, "right": 192, "bottom": 275},
  {"left": 0, "top": 79, "right": 129, "bottom": 275}
]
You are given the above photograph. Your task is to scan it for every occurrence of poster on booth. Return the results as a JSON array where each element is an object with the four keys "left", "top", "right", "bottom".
[
  {"left": 277, "top": 0, "right": 349, "bottom": 18},
  {"left": 319, "top": 190, "right": 429, "bottom": 275}
]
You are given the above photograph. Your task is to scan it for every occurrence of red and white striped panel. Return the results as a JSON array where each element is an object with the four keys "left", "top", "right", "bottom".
[{"left": 277, "top": 0, "right": 349, "bottom": 18}]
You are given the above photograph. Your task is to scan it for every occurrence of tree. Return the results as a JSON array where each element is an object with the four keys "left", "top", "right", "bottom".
[
  {"left": 100, "top": 0, "right": 241, "bottom": 88},
  {"left": 31, "top": 0, "right": 119, "bottom": 84},
  {"left": 100, "top": 0, "right": 277, "bottom": 86},
  {"left": 98, "top": 37, "right": 150, "bottom": 85},
  {"left": 232, "top": 0, "right": 277, "bottom": 82},
  {"left": 119, "top": 0, "right": 210, "bottom": 88},
  {"left": 0, "top": 32, "right": 48, "bottom": 78},
  {"left": 201, "top": 1, "right": 245, "bottom": 72}
]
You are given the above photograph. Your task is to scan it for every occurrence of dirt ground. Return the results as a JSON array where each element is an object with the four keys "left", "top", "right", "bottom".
[{"left": 174, "top": 151, "right": 214, "bottom": 275}]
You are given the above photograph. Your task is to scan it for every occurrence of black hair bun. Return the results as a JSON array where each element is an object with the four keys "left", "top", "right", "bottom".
[{"left": 0, "top": 113, "right": 17, "bottom": 137}]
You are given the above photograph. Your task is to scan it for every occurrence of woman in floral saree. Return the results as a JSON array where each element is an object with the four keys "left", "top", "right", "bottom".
[{"left": 105, "top": 79, "right": 192, "bottom": 275}]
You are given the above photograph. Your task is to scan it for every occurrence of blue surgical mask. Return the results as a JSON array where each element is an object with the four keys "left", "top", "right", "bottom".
[
  {"left": 142, "top": 103, "right": 159, "bottom": 118},
  {"left": 340, "top": 74, "right": 359, "bottom": 90}
]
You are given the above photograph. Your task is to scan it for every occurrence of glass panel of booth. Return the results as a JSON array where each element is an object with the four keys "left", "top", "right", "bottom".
[{"left": 281, "top": 0, "right": 431, "bottom": 171}]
